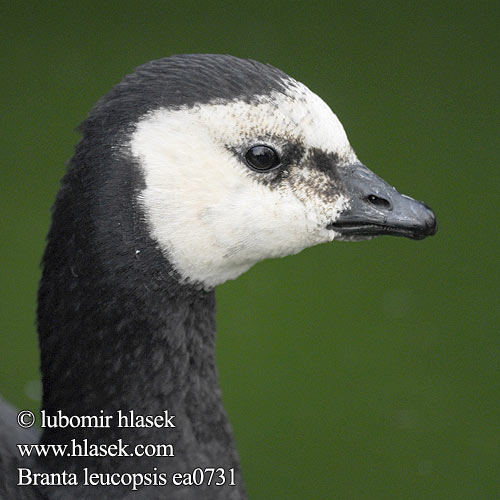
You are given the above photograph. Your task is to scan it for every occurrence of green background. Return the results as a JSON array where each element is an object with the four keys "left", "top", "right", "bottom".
[{"left": 1, "top": 2, "right": 499, "bottom": 499}]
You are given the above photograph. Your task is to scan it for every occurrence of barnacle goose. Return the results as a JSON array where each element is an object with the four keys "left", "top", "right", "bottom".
[{"left": 0, "top": 54, "right": 436, "bottom": 500}]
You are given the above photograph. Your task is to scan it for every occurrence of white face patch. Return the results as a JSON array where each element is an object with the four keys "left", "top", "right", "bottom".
[{"left": 130, "top": 79, "right": 357, "bottom": 288}]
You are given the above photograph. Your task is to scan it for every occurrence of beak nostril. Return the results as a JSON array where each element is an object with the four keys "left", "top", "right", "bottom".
[{"left": 366, "top": 194, "right": 391, "bottom": 210}]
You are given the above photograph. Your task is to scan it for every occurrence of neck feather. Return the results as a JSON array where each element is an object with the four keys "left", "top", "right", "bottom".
[{"left": 36, "top": 146, "right": 246, "bottom": 498}]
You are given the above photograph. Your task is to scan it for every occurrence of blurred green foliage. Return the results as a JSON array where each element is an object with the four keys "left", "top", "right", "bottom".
[{"left": 1, "top": 2, "right": 499, "bottom": 498}]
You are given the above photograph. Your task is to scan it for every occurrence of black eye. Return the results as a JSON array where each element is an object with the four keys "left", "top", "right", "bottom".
[{"left": 244, "top": 145, "right": 281, "bottom": 171}]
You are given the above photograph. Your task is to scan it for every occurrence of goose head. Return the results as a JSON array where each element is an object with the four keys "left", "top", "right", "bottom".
[{"left": 118, "top": 55, "right": 437, "bottom": 289}]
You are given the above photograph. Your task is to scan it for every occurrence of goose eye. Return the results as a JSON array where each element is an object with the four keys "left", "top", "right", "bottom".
[{"left": 245, "top": 145, "right": 281, "bottom": 171}]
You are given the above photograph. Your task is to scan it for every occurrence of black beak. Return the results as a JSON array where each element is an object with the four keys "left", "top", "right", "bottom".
[{"left": 328, "top": 163, "right": 437, "bottom": 240}]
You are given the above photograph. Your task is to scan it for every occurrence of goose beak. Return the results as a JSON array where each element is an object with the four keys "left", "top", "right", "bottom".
[{"left": 328, "top": 163, "right": 437, "bottom": 240}]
